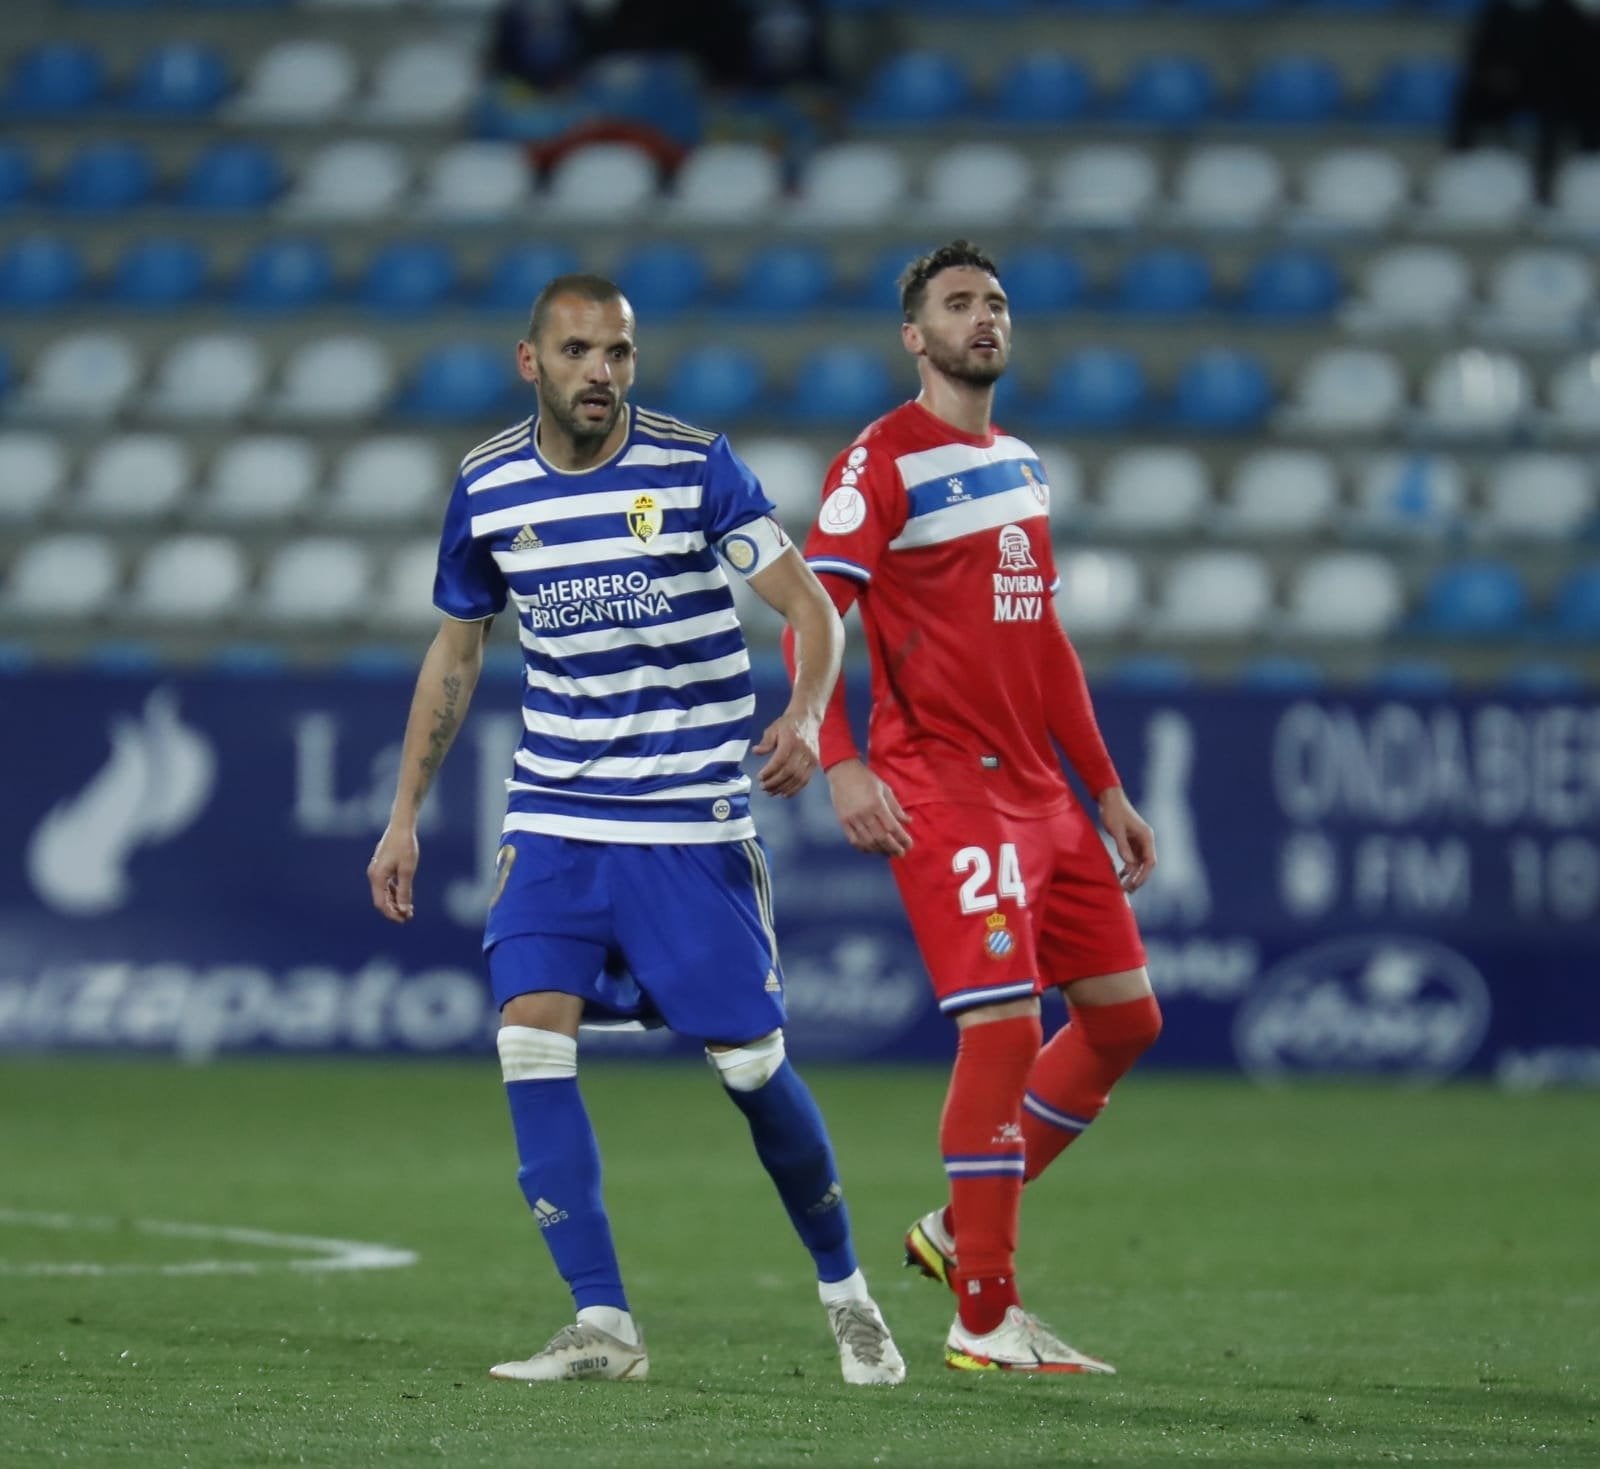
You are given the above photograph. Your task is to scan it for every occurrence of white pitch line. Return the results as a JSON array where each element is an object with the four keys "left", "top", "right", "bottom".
[{"left": 0, "top": 1207, "right": 417, "bottom": 1276}]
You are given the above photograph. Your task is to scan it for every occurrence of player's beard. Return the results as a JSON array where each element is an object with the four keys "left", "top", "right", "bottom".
[
  {"left": 536, "top": 371, "right": 623, "bottom": 447},
  {"left": 924, "top": 333, "right": 1006, "bottom": 388}
]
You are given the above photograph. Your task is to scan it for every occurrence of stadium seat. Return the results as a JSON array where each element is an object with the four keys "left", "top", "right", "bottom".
[
  {"left": 1351, "top": 453, "right": 1466, "bottom": 537},
  {"left": 0, "top": 534, "right": 119, "bottom": 620},
  {"left": 1054, "top": 548, "right": 1144, "bottom": 637},
  {"left": 1287, "top": 552, "right": 1405, "bottom": 638},
  {"left": 324, "top": 436, "right": 444, "bottom": 526},
  {"left": 146, "top": 334, "right": 266, "bottom": 421},
  {"left": 13, "top": 332, "right": 141, "bottom": 422},
  {"left": 78, "top": 433, "right": 192, "bottom": 520},
  {"left": 1483, "top": 454, "right": 1596, "bottom": 539},
  {"left": 230, "top": 39, "right": 357, "bottom": 124},
  {"left": 1367, "top": 660, "right": 1455, "bottom": 694},
  {"left": 1547, "top": 156, "right": 1600, "bottom": 236},
  {"left": 670, "top": 143, "right": 781, "bottom": 225},
  {"left": 543, "top": 143, "right": 658, "bottom": 221},
  {"left": 1240, "top": 248, "right": 1341, "bottom": 318},
  {"left": 1170, "top": 349, "right": 1273, "bottom": 431},
  {"left": 1551, "top": 565, "right": 1600, "bottom": 640},
  {"left": 418, "top": 142, "right": 532, "bottom": 219},
  {"left": 1418, "top": 348, "right": 1532, "bottom": 438},
  {"left": 729, "top": 244, "right": 836, "bottom": 316},
  {"left": 480, "top": 243, "right": 582, "bottom": 311},
  {"left": 1344, "top": 245, "right": 1472, "bottom": 332},
  {"left": 0, "top": 142, "right": 33, "bottom": 207},
  {"left": 854, "top": 51, "right": 970, "bottom": 124},
  {"left": 1033, "top": 446, "right": 1083, "bottom": 515},
  {"left": 282, "top": 140, "right": 408, "bottom": 220},
  {"left": 401, "top": 343, "right": 514, "bottom": 422},
  {"left": 738, "top": 437, "right": 827, "bottom": 529},
  {"left": 178, "top": 141, "right": 283, "bottom": 210},
  {"left": 55, "top": 141, "right": 155, "bottom": 211},
  {"left": 1236, "top": 655, "right": 1327, "bottom": 690},
  {"left": 110, "top": 238, "right": 208, "bottom": 308},
  {"left": 369, "top": 540, "right": 444, "bottom": 631},
  {"left": 1041, "top": 348, "right": 1148, "bottom": 431},
  {"left": 257, "top": 537, "right": 373, "bottom": 624},
  {"left": 1278, "top": 347, "right": 1406, "bottom": 434},
  {"left": 196, "top": 434, "right": 320, "bottom": 522},
  {"left": 233, "top": 238, "right": 335, "bottom": 312},
  {"left": 849, "top": 243, "right": 922, "bottom": 313},
  {"left": 1241, "top": 55, "right": 1344, "bottom": 125},
  {"left": 1114, "top": 247, "right": 1213, "bottom": 315},
  {"left": 127, "top": 42, "right": 230, "bottom": 114},
  {"left": 784, "top": 347, "right": 895, "bottom": 424},
  {"left": 1171, "top": 145, "right": 1284, "bottom": 229},
  {"left": 1297, "top": 147, "right": 1410, "bottom": 233},
  {"left": 1423, "top": 150, "right": 1533, "bottom": 231},
  {"left": 127, "top": 535, "right": 248, "bottom": 621},
  {"left": 1367, "top": 57, "right": 1458, "bottom": 128},
  {"left": 1545, "top": 353, "right": 1600, "bottom": 439},
  {"left": 615, "top": 242, "right": 709, "bottom": 318},
  {"left": 1477, "top": 249, "right": 1594, "bottom": 341},
  {"left": 1224, "top": 449, "right": 1340, "bottom": 537},
  {"left": 1000, "top": 246, "right": 1087, "bottom": 315},
  {"left": 5, "top": 42, "right": 104, "bottom": 113},
  {"left": 1048, "top": 145, "right": 1159, "bottom": 230},
  {"left": 788, "top": 143, "right": 908, "bottom": 227},
  {"left": 578, "top": 54, "right": 703, "bottom": 148},
  {"left": 665, "top": 346, "right": 767, "bottom": 424},
  {"left": 358, "top": 241, "right": 458, "bottom": 315},
  {"left": 1096, "top": 448, "right": 1210, "bottom": 534},
  {"left": 363, "top": 42, "right": 474, "bottom": 124},
  {"left": 273, "top": 336, "right": 396, "bottom": 421},
  {"left": 923, "top": 144, "right": 1032, "bottom": 226},
  {"left": 1417, "top": 559, "right": 1529, "bottom": 636},
  {"left": 0, "top": 432, "right": 67, "bottom": 524},
  {"left": 1155, "top": 550, "right": 1273, "bottom": 638},
  {"left": 0, "top": 235, "right": 85, "bottom": 309},
  {"left": 989, "top": 53, "right": 1094, "bottom": 124},
  {"left": 1116, "top": 55, "right": 1216, "bottom": 127}
]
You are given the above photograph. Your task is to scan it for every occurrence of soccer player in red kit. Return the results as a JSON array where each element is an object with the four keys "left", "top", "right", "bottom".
[{"left": 788, "top": 241, "right": 1164, "bottom": 1374}]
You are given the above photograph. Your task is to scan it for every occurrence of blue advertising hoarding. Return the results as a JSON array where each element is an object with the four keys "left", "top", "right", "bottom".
[{"left": 2, "top": 667, "right": 1597, "bottom": 1086}]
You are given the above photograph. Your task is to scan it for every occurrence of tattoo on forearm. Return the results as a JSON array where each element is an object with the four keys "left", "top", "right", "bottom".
[{"left": 416, "top": 672, "right": 463, "bottom": 799}]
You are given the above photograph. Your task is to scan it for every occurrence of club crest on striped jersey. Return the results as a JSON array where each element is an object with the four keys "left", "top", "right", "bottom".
[
  {"left": 983, "top": 911, "right": 1014, "bottom": 959},
  {"left": 1020, "top": 462, "right": 1048, "bottom": 507},
  {"left": 627, "top": 493, "right": 663, "bottom": 543}
]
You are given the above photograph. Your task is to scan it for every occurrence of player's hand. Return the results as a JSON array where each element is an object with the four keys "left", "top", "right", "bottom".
[
  {"left": 753, "top": 709, "right": 820, "bottom": 798},
  {"left": 367, "top": 823, "right": 419, "bottom": 923},
  {"left": 826, "top": 758, "right": 913, "bottom": 858},
  {"left": 1098, "top": 787, "right": 1155, "bottom": 892}
]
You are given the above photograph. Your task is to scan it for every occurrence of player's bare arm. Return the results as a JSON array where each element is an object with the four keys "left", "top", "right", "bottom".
[
  {"left": 1098, "top": 786, "right": 1156, "bottom": 893},
  {"left": 747, "top": 549, "right": 844, "bottom": 798},
  {"left": 367, "top": 614, "right": 492, "bottom": 922}
]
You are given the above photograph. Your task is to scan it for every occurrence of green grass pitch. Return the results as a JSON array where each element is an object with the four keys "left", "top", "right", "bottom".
[{"left": 2, "top": 1059, "right": 1596, "bottom": 1467}]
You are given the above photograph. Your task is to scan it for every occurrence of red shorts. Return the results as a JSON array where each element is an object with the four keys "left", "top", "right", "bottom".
[{"left": 890, "top": 800, "right": 1147, "bottom": 1016}]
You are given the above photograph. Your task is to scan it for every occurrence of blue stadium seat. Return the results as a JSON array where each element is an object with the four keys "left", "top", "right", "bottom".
[
  {"left": 359, "top": 241, "right": 458, "bottom": 315},
  {"left": 480, "top": 243, "right": 583, "bottom": 312},
  {"left": 1170, "top": 349, "right": 1272, "bottom": 431},
  {"left": 1114, "top": 247, "right": 1214, "bottom": 314},
  {"left": 1236, "top": 655, "right": 1328, "bottom": 691},
  {"left": 1551, "top": 565, "right": 1600, "bottom": 641},
  {"left": 990, "top": 371, "right": 1030, "bottom": 427},
  {"left": 1115, "top": 56, "right": 1216, "bottom": 127},
  {"left": 1240, "top": 248, "right": 1341, "bottom": 318},
  {"left": 1367, "top": 58, "right": 1459, "bottom": 128},
  {"left": 850, "top": 244, "right": 924, "bottom": 313},
  {"left": 1241, "top": 55, "right": 1344, "bottom": 125},
  {"left": 580, "top": 55, "right": 703, "bottom": 148},
  {"left": 6, "top": 42, "right": 105, "bottom": 113},
  {"left": 1417, "top": 560, "right": 1530, "bottom": 637},
  {"left": 403, "top": 343, "right": 515, "bottom": 422},
  {"left": 729, "top": 244, "right": 836, "bottom": 317},
  {"left": 666, "top": 346, "right": 767, "bottom": 424},
  {"left": 55, "top": 141, "right": 155, "bottom": 211},
  {"left": 1102, "top": 654, "right": 1195, "bottom": 690},
  {"left": 1368, "top": 660, "right": 1455, "bottom": 694},
  {"left": 989, "top": 53, "right": 1095, "bottom": 125},
  {"left": 110, "top": 238, "right": 208, "bottom": 307},
  {"left": 233, "top": 238, "right": 335, "bottom": 311},
  {"left": 0, "top": 235, "right": 85, "bottom": 309},
  {"left": 854, "top": 51, "right": 971, "bottom": 124},
  {"left": 1002, "top": 246, "right": 1088, "bottom": 314},
  {"left": 178, "top": 141, "right": 283, "bottom": 210},
  {"left": 1042, "top": 348, "right": 1148, "bottom": 431},
  {"left": 1499, "top": 660, "right": 1585, "bottom": 694},
  {"left": 127, "top": 42, "right": 230, "bottom": 115},
  {"left": 785, "top": 347, "right": 896, "bottom": 424},
  {"left": 0, "top": 142, "right": 35, "bottom": 208},
  {"left": 615, "top": 242, "right": 709, "bottom": 318}
]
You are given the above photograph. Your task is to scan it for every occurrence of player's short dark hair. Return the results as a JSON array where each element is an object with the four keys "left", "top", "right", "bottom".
[
  {"left": 526, "top": 273, "right": 629, "bottom": 343},
  {"left": 898, "top": 240, "right": 1001, "bottom": 323}
]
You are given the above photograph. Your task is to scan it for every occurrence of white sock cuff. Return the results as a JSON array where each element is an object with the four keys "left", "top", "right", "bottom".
[
  {"left": 497, "top": 1025, "right": 576, "bottom": 1083},
  {"left": 818, "top": 1268, "right": 870, "bottom": 1307},
  {"left": 706, "top": 1029, "right": 786, "bottom": 1092}
]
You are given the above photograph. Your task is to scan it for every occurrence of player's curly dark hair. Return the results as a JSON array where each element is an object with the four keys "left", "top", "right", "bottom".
[
  {"left": 897, "top": 240, "right": 1000, "bottom": 323},
  {"left": 526, "top": 273, "right": 627, "bottom": 343}
]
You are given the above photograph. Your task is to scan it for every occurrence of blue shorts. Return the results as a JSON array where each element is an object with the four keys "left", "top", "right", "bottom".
[{"left": 483, "top": 832, "right": 786, "bottom": 1044}]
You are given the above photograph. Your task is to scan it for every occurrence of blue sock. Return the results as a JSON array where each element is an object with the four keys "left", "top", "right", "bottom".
[
  {"left": 499, "top": 1027, "right": 627, "bottom": 1315},
  {"left": 719, "top": 1053, "right": 858, "bottom": 1284}
]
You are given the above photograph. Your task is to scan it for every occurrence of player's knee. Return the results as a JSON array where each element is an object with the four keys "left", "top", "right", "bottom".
[
  {"left": 706, "top": 1030, "right": 786, "bottom": 1092},
  {"left": 497, "top": 1025, "right": 577, "bottom": 1083},
  {"left": 1078, "top": 993, "right": 1164, "bottom": 1057}
]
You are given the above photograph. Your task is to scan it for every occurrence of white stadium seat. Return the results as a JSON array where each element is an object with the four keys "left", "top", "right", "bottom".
[
  {"left": 258, "top": 537, "right": 374, "bottom": 623},
  {"left": 671, "top": 143, "right": 782, "bottom": 225},
  {"left": 1, "top": 533, "right": 119, "bottom": 619},
  {"left": 1544, "top": 352, "right": 1600, "bottom": 439},
  {"left": 1296, "top": 148, "right": 1410, "bottom": 233},
  {"left": 146, "top": 334, "right": 265, "bottom": 421},
  {"left": 0, "top": 432, "right": 67, "bottom": 523},
  {"left": 369, "top": 538, "right": 445, "bottom": 629},
  {"left": 272, "top": 336, "right": 395, "bottom": 421},
  {"left": 419, "top": 142, "right": 532, "bottom": 220},
  {"left": 1418, "top": 348, "right": 1532, "bottom": 438},
  {"left": 1476, "top": 248, "right": 1595, "bottom": 341},
  {"left": 923, "top": 144, "right": 1032, "bottom": 226},
  {"left": 11, "top": 332, "right": 141, "bottom": 423},
  {"left": 1422, "top": 150, "right": 1533, "bottom": 232},
  {"left": 1224, "top": 450, "right": 1340, "bottom": 537},
  {"left": 1351, "top": 453, "right": 1467, "bottom": 536},
  {"left": 1344, "top": 245, "right": 1472, "bottom": 333},
  {"left": 736, "top": 437, "right": 826, "bottom": 532},
  {"left": 1483, "top": 454, "right": 1596, "bottom": 539},
  {"left": 197, "top": 436, "right": 320, "bottom": 523},
  {"left": 1048, "top": 145, "right": 1159, "bottom": 230},
  {"left": 1278, "top": 347, "right": 1406, "bottom": 435},
  {"left": 1095, "top": 449, "right": 1210, "bottom": 535},
  {"left": 1154, "top": 550, "right": 1273, "bottom": 639},
  {"left": 1547, "top": 156, "right": 1600, "bottom": 236},
  {"left": 362, "top": 42, "right": 475, "bottom": 125},
  {"left": 1054, "top": 548, "right": 1144, "bottom": 637},
  {"left": 787, "top": 143, "right": 909, "bottom": 228},
  {"left": 231, "top": 39, "right": 357, "bottom": 125},
  {"left": 543, "top": 143, "right": 658, "bottom": 222},
  {"left": 127, "top": 535, "right": 249, "bottom": 621},
  {"left": 325, "top": 436, "right": 445, "bottom": 525},
  {"left": 1171, "top": 145, "right": 1284, "bottom": 230},
  {"left": 281, "top": 140, "right": 409, "bottom": 221},
  {"left": 1032, "top": 444, "right": 1082, "bottom": 517},
  {"left": 78, "top": 434, "right": 192, "bottom": 520},
  {"left": 1287, "top": 552, "right": 1405, "bottom": 639}
]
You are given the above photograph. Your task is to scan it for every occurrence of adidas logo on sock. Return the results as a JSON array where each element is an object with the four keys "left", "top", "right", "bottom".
[
  {"left": 533, "top": 1197, "right": 569, "bottom": 1229},
  {"left": 509, "top": 524, "right": 543, "bottom": 552},
  {"left": 807, "top": 1181, "right": 844, "bottom": 1216}
]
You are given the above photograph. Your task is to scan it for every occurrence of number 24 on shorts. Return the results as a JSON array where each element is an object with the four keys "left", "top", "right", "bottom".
[{"left": 953, "top": 844, "right": 1026, "bottom": 914}]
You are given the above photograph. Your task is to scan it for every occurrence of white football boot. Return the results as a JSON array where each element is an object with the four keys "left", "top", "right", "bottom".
[
  {"left": 827, "top": 1297, "right": 906, "bottom": 1386},
  {"left": 489, "top": 1322, "right": 649, "bottom": 1383},
  {"left": 903, "top": 1207, "right": 957, "bottom": 1291},
  {"left": 945, "top": 1306, "right": 1115, "bottom": 1376}
]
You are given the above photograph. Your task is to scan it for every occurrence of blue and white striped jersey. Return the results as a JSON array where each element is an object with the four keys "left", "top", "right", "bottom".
[{"left": 433, "top": 406, "right": 787, "bottom": 845}]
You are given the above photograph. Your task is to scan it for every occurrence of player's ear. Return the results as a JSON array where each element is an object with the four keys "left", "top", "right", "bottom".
[
  {"left": 901, "top": 320, "right": 924, "bottom": 358},
  {"left": 516, "top": 338, "right": 539, "bottom": 385}
]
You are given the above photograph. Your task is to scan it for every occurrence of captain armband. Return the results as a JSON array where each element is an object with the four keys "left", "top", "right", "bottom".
[{"left": 716, "top": 515, "right": 792, "bottom": 580}]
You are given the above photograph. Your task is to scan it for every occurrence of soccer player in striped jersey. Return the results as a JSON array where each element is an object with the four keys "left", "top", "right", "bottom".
[
  {"left": 791, "top": 241, "right": 1164, "bottom": 1375},
  {"left": 367, "top": 274, "right": 903, "bottom": 1387}
]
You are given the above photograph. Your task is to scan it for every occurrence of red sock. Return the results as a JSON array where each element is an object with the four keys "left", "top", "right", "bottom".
[
  {"left": 1020, "top": 995, "right": 1162, "bottom": 1183},
  {"left": 939, "top": 1013, "right": 1042, "bottom": 1335}
]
